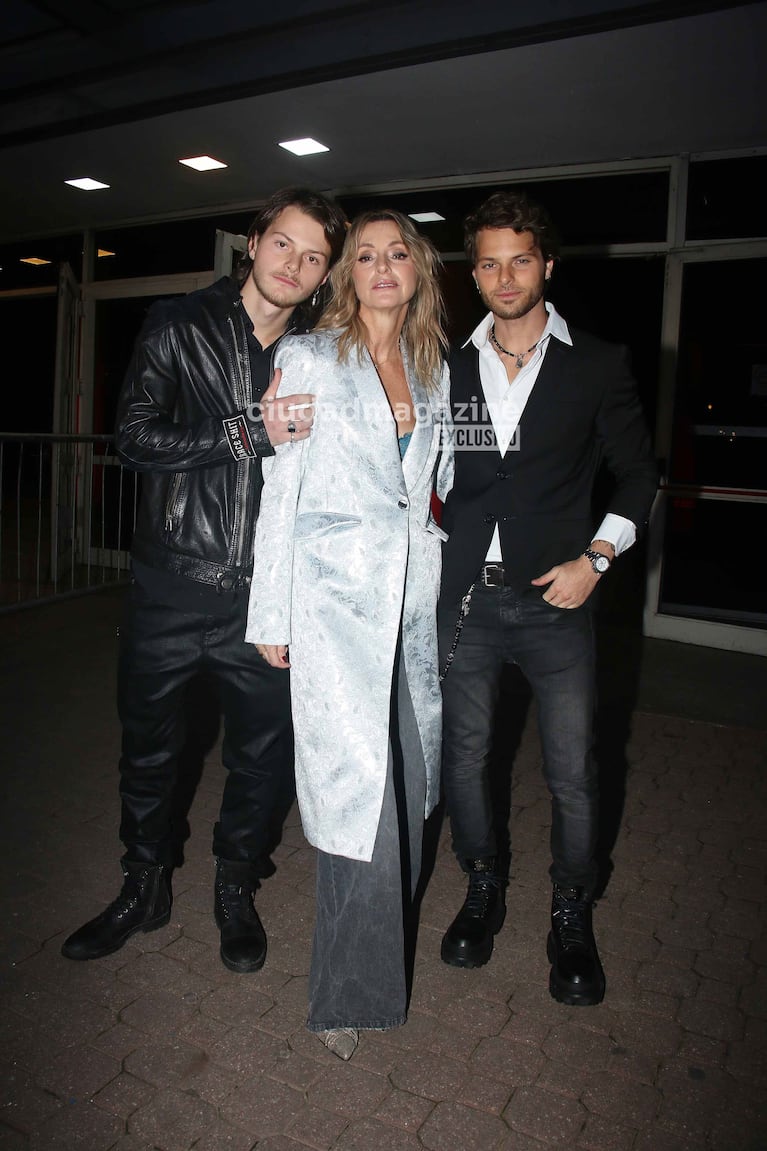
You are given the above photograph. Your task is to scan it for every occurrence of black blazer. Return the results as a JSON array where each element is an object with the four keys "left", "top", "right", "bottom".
[{"left": 440, "top": 327, "right": 658, "bottom": 612}]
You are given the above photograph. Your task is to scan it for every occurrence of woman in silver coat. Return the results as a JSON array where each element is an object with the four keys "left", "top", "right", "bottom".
[{"left": 246, "top": 209, "right": 453, "bottom": 1060}]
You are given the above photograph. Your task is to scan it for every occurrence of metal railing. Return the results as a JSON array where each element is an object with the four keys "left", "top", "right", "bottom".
[{"left": 0, "top": 434, "right": 139, "bottom": 611}]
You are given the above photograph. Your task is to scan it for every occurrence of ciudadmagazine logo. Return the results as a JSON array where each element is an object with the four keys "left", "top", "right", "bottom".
[{"left": 245, "top": 397, "right": 518, "bottom": 452}]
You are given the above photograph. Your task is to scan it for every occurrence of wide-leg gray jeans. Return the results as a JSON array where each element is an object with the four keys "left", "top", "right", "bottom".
[{"left": 307, "top": 655, "right": 427, "bottom": 1032}]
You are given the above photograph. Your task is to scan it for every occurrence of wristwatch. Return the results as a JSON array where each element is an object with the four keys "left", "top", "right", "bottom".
[{"left": 583, "top": 548, "right": 611, "bottom": 574}]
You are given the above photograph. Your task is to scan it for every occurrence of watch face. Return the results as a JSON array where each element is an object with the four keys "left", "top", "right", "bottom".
[{"left": 594, "top": 555, "right": 610, "bottom": 573}]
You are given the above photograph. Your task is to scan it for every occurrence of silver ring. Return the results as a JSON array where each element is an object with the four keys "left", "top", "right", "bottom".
[{"left": 286, "top": 421, "right": 297, "bottom": 434}]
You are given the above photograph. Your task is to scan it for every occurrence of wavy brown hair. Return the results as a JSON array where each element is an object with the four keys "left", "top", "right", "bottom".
[
  {"left": 315, "top": 209, "right": 447, "bottom": 390},
  {"left": 463, "top": 190, "right": 560, "bottom": 266}
]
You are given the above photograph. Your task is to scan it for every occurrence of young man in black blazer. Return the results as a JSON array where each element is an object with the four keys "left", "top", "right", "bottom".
[{"left": 438, "top": 190, "right": 657, "bottom": 1005}]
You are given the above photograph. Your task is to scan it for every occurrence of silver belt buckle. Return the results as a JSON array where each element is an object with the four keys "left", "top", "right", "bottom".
[{"left": 482, "top": 564, "right": 504, "bottom": 587}]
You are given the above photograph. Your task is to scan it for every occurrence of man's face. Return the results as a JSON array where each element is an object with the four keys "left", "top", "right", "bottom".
[
  {"left": 472, "top": 228, "right": 553, "bottom": 321},
  {"left": 248, "top": 205, "right": 332, "bottom": 310}
]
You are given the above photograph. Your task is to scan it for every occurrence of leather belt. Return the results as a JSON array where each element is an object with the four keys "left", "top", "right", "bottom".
[{"left": 479, "top": 563, "right": 506, "bottom": 587}]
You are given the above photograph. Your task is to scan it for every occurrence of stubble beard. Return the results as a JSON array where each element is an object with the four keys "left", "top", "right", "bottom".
[
  {"left": 481, "top": 282, "right": 545, "bottom": 323},
  {"left": 250, "top": 262, "right": 309, "bottom": 311}
]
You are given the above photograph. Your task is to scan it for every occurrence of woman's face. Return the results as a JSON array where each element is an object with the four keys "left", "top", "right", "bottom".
[{"left": 351, "top": 219, "right": 418, "bottom": 313}]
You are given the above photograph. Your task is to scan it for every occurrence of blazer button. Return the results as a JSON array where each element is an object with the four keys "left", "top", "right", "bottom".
[
  {"left": 398, "top": 498, "right": 409, "bottom": 509},
  {"left": 496, "top": 470, "right": 508, "bottom": 480},
  {"left": 483, "top": 513, "right": 495, "bottom": 524}
]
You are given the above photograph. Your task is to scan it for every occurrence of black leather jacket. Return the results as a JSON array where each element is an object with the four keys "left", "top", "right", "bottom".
[{"left": 116, "top": 276, "right": 290, "bottom": 590}]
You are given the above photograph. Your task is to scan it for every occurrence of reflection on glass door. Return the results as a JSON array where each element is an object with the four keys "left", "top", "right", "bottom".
[{"left": 660, "top": 256, "right": 766, "bottom": 633}]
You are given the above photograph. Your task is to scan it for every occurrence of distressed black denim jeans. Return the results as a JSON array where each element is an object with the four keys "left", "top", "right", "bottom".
[{"left": 439, "top": 584, "right": 599, "bottom": 894}]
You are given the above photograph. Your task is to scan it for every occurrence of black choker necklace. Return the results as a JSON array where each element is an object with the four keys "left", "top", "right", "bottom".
[{"left": 490, "top": 325, "right": 539, "bottom": 369}]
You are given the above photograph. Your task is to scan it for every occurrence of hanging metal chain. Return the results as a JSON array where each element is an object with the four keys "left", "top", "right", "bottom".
[{"left": 439, "top": 583, "right": 475, "bottom": 683}]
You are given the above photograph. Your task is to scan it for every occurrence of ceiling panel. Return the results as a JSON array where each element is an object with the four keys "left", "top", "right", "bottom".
[{"left": 0, "top": 1, "right": 764, "bottom": 244}]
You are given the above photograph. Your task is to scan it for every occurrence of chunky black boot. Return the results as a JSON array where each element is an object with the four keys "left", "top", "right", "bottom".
[
  {"left": 547, "top": 884, "right": 606, "bottom": 1006},
  {"left": 61, "top": 859, "right": 171, "bottom": 960},
  {"left": 214, "top": 859, "right": 267, "bottom": 973},
  {"left": 440, "top": 858, "right": 506, "bottom": 968}
]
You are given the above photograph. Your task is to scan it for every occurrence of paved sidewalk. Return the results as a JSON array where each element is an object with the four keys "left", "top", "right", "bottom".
[{"left": 0, "top": 591, "right": 765, "bottom": 1150}]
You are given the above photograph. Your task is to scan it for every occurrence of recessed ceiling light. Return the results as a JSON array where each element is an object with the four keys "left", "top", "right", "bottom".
[
  {"left": 278, "top": 137, "right": 330, "bottom": 156},
  {"left": 20, "top": 257, "right": 52, "bottom": 265},
  {"left": 408, "top": 212, "right": 445, "bottom": 223},
  {"left": 179, "top": 155, "right": 228, "bottom": 171},
  {"left": 65, "top": 177, "right": 110, "bottom": 191},
  {"left": 97, "top": 249, "right": 116, "bottom": 258}
]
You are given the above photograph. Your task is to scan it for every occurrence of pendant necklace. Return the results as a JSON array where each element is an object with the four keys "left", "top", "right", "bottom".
[{"left": 490, "top": 325, "right": 539, "bottom": 370}]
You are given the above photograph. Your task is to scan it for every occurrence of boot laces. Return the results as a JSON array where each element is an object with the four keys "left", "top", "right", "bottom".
[
  {"left": 109, "top": 868, "right": 153, "bottom": 917},
  {"left": 217, "top": 880, "right": 255, "bottom": 922},
  {"left": 464, "top": 874, "right": 502, "bottom": 918},
  {"left": 552, "top": 892, "right": 591, "bottom": 951}
]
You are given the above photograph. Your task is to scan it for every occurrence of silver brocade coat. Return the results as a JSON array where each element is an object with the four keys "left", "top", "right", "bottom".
[{"left": 245, "top": 330, "right": 454, "bottom": 862}]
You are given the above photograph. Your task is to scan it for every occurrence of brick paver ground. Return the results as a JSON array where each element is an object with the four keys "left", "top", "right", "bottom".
[{"left": 1, "top": 591, "right": 765, "bottom": 1150}]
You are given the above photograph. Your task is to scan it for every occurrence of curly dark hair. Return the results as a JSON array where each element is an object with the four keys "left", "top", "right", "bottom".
[{"left": 463, "top": 190, "right": 560, "bottom": 265}]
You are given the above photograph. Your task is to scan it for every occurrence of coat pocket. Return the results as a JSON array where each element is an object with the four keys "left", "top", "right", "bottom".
[
  {"left": 425, "top": 516, "right": 448, "bottom": 542},
  {"left": 294, "top": 512, "right": 362, "bottom": 540}
]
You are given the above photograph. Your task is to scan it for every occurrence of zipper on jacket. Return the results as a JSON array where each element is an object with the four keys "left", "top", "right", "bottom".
[
  {"left": 227, "top": 308, "right": 297, "bottom": 571},
  {"left": 227, "top": 310, "right": 251, "bottom": 571},
  {"left": 227, "top": 313, "right": 248, "bottom": 409},
  {"left": 164, "top": 472, "right": 183, "bottom": 532}
]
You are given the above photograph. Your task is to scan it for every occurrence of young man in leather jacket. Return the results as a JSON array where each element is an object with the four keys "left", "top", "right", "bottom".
[{"left": 62, "top": 187, "right": 347, "bottom": 972}]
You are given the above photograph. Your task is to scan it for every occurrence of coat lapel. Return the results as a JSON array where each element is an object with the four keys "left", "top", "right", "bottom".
[
  {"left": 347, "top": 348, "right": 408, "bottom": 502},
  {"left": 401, "top": 352, "right": 434, "bottom": 494}
]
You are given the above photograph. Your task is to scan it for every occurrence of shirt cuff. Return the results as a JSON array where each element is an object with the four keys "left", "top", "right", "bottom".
[{"left": 593, "top": 513, "right": 636, "bottom": 558}]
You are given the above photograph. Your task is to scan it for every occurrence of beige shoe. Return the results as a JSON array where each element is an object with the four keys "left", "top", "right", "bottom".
[{"left": 319, "top": 1028, "right": 359, "bottom": 1061}]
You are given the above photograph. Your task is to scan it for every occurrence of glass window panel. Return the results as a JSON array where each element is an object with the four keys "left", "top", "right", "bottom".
[
  {"left": 660, "top": 498, "right": 766, "bottom": 627},
  {"left": 339, "top": 171, "right": 669, "bottom": 251},
  {"left": 0, "top": 235, "right": 82, "bottom": 290},
  {"left": 549, "top": 255, "right": 663, "bottom": 431},
  {"left": 94, "top": 211, "right": 253, "bottom": 280},
  {"left": 0, "top": 296, "right": 57, "bottom": 431},
  {"left": 687, "top": 156, "right": 767, "bottom": 241},
  {"left": 671, "top": 258, "right": 767, "bottom": 491}
]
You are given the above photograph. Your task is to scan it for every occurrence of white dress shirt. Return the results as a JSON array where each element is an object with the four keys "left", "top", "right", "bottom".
[{"left": 465, "top": 303, "right": 636, "bottom": 564}]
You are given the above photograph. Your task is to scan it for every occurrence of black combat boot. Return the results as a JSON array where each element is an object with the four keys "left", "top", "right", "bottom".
[
  {"left": 440, "top": 858, "right": 506, "bottom": 968},
  {"left": 547, "top": 884, "right": 605, "bottom": 1006},
  {"left": 214, "top": 859, "right": 267, "bottom": 973},
  {"left": 61, "top": 859, "right": 171, "bottom": 960}
]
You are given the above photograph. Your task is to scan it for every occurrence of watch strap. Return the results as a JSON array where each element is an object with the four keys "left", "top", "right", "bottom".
[{"left": 583, "top": 548, "right": 611, "bottom": 573}]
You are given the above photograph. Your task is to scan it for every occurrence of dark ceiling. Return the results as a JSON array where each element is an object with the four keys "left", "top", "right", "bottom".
[{"left": 0, "top": 0, "right": 765, "bottom": 244}]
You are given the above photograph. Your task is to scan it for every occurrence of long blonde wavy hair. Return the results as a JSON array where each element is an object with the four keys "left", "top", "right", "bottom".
[{"left": 315, "top": 209, "right": 448, "bottom": 390}]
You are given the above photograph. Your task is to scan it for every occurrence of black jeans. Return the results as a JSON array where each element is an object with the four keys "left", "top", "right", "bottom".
[
  {"left": 117, "top": 581, "right": 294, "bottom": 875},
  {"left": 439, "top": 584, "right": 598, "bottom": 894}
]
